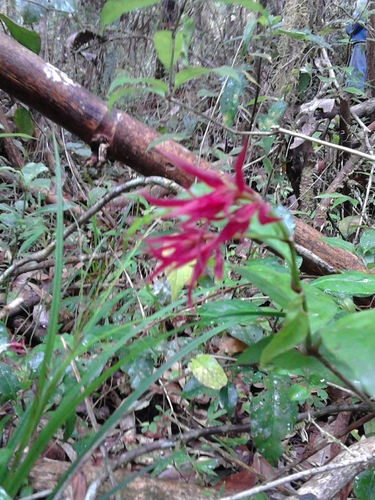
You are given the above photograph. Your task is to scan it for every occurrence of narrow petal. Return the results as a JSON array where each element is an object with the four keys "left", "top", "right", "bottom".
[
  {"left": 144, "top": 195, "right": 191, "bottom": 208},
  {"left": 258, "top": 204, "right": 280, "bottom": 225},
  {"left": 162, "top": 150, "right": 226, "bottom": 189},
  {"left": 234, "top": 137, "right": 249, "bottom": 193}
]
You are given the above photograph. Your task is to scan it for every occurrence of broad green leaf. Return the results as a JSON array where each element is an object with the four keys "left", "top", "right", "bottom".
[
  {"left": 109, "top": 76, "right": 167, "bottom": 94},
  {"left": 146, "top": 132, "right": 190, "bottom": 151},
  {"left": 359, "top": 230, "right": 375, "bottom": 254},
  {"left": 354, "top": 468, "right": 375, "bottom": 499},
  {"left": 289, "top": 384, "right": 311, "bottom": 403},
  {"left": 213, "top": 66, "right": 241, "bottom": 81},
  {"left": 257, "top": 101, "right": 287, "bottom": 154},
  {"left": 154, "top": 30, "right": 183, "bottom": 71},
  {"left": 238, "top": 260, "right": 296, "bottom": 309},
  {"left": 236, "top": 336, "right": 274, "bottom": 366},
  {"left": 0, "top": 14, "right": 40, "bottom": 54},
  {"left": 220, "top": 71, "right": 245, "bottom": 126},
  {"left": 14, "top": 108, "right": 34, "bottom": 137},
  {"left": 320, "top": 236, "right": 355, "bottom": 253},
  {"left": 276, "top": 29, "right": 331, "bottom": 49},
  {"left": 167, "top": 263, "right": 193, "bottom": 301},
  {"left": 100, "top": 0, "right": 159, "bottom": 34},
  {"left": 304, "top": 284, "right": 337, "bottom": 334},
  {"left": 316, "top": 192, "right": 358, "bottom": 208},
  {"left": 220, "top": 383, "right": 238, "bottom": 418},
  {"left": 174, "top": 67, "right": 210, "bottom": 89},
  {"left": 267, "top": 349, "right": 340, "bottom": 383},
  {"left": 189, "top": 354, "right": 227, "bottom": 390},
  {"left": 21, "top": 162, "right": 48, "bottom": 186},
  {"left": 312, "top": 271, "right": 375, "bottom": 298},
  {"left": 227, "top": 323, "right": 264, "bottom": 345},
  {"left": 260, "top": 294, "right": 309, "bottom": 366},
  {"left": 247, "top": 214, "right": 293, "bottom": 264},
  {"left": 339, "top": 216, "right": 362, "bottom": 238},
  {"left": 199, "top": 299, "right": 260, "bottom": 322},
  {"left": 108, "top": 86, "right": 166, "bottom": 110},
  {"left": 251, "top": 374, "right": 297, "bottom": 465},
  {"left": 0, "top": 363, "right": 21, "bottom": 405},
  {"left": 320, "top": 310, "right": 375, "bottom": 397}
]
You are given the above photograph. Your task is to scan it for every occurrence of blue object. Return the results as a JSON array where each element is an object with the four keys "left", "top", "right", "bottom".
[
  {"left": 346, "top": 23, "right": 367, "bottom": 90},
  {"left": 346, "top": 22, "right": 366, "bottom": 42}
]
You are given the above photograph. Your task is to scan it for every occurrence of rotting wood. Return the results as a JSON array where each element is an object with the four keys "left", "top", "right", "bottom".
[{"left": 29, "top": 458, "right": 218, "bottom": 500}]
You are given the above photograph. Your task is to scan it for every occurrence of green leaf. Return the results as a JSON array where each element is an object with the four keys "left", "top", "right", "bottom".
[
  {"left": 100, "top": 0, "right": 159, "bottom": 34},
  {"left": 199, "top": 299, "right": 260, "bottom": 322},
  {"left": 174, "top": 67, "right": 210, "bottom": 89},
  {"left": 238, "top": 260, "right": 296, "bottom": 309},
  {"left": 0, "top": 14, "right": 41, "bottom": 54},
  {"left": 13, "top": 108, "right": 34, "bottom": 137},
  {"left": 220, "top": 71, "right": 245, "bottom": 127},
  {"left": 251, "top": 374, "right": 297, "bottom": 465},
  {"left": 109, "top": 76, "right": 167, "bottom": 94},
  {"left": 320, "top": 236, "right": 355, "bottom": 253},
  {"left": 354, "top": 467, "right": 375, "bottom": 500},
  {"left": 189, "top": 354, "right": 228, "bottom": 390},
  {"left": 260, "top": 294, "right": 309, "bottom": 367},
  {"left": 258, "top": 101, "right": 287, "bottom": 154},
  {"left": 359, "top": 230, "right": 375, "bottom": 254},
  {"left": 181, "top": 17, "right": 195, "bottom": 66},
  {"left": 304, "top": 284, "right": 337, "bottom": 334},
  {"left": 167, "top": 263, "right": 193, "bottom": 301},
  {"left": 220, "top": 383, "right": 238, "bottom": 418},
  {"left": 213, "top": 66, "right": 242, "bottom": 81},
  {"left": 289, "top": 384, "right": 311, "bottom": 403},
  {"left": 339, "top": 216, "right": 362, "bottom": 238},
  {"left": 236, "top": 336, "right": 274, "bottom": 366},
  {"left": 316, "top": 192, "right": 358, "bottom": 208},
  {"left": 21, "top": 162, "right": 48, "bottom": 186},
  {"left": 312, "top": 271, "right": 375, "bottom": 298},
  {"left": 320, "top": 310, "right": 375, "bottom": 397},
  {"left": 154, "top": 30, "right": 183, "bottom": 72},
  {"left": 0, "top": 363, "right": 21, "bottom": 405}
]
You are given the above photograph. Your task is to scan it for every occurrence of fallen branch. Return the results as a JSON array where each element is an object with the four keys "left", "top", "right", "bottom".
[{"left": 0, "top": 31, "right": 371, "bottom": 277}]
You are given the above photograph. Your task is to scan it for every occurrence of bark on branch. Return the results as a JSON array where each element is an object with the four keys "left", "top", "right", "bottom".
[{"left": 0, "top": 31, "right": 369, "bottom": 275}]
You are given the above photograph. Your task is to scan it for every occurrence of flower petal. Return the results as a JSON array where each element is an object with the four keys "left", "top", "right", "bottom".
[
  {"left": 162, "top": 150, "right": 226, "bottom": 189},
  {"left": 234, "top": 137, "right": 249, "bottom": 193}
]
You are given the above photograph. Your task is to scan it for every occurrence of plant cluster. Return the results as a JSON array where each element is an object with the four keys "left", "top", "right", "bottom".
[{"left": 0, "top": 0, "right": 375, "bottom": 499}]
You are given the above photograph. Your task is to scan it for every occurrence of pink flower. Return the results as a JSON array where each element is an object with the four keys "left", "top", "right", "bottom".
[{"left": 144, "top": 139, "right": 279, "bottom": 304}]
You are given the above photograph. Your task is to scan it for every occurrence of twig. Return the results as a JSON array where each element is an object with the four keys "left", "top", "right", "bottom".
[
  {"left": 219, "top": 457, "right": 368, "bottom": 500},
  {"left": 0, "top": 176, "right": 180, "bottom": 286}
]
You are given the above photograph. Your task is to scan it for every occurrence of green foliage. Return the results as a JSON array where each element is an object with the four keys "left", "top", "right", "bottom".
[
  {"left": 100, "top": 0, "right": 160, "bottom": 34},
  {"left": 220, "top": 70, "right": 246, "bottom": 126},
  {"left": 354, "top": 467, "right": 375, "bottom": 499},
  {"left": 251, "top": 374, "right": 298, "bottom": 465},
  {"left": 189, "top": 354, "right": 228, "bottom": 390},
  {"left": 0, "top": 13, "right": 41, "bottom": 53},
  {"left": 320, "top": 310, "right": 375, "bottom": 397},
  {"left": 2, "top": 0, "right": 375, "bottom": 496},
  {"left": 154, "top": 30, "right": 184, "bottom": 72}
]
